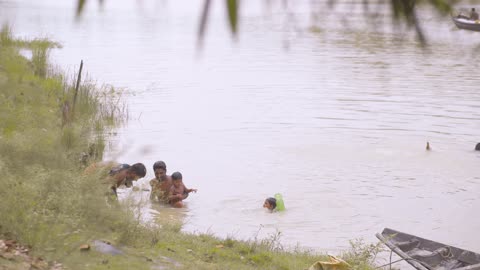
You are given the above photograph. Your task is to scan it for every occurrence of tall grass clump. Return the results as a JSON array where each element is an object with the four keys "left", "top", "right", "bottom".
[
  {"left": 30, "top": 39, "right": 53, "bottom": 78},
  {"left": 0, "top": 24, "right": 14, "bottom": 46},
  {"left": 0, "top": 25, "right": 133, "bottom": 258},
  {"left": 341, "top": 239, "right": 385, "bottom": 270}
]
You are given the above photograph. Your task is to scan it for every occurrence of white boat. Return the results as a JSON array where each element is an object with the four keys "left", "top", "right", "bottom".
[{"left": 453, "top": 16, "right": 480, "bottom": 32}]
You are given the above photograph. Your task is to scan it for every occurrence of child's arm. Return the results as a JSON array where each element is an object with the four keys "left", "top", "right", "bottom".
[
  {"left": 149, "top": 178, "right": 161, "bottom": 200},
  {"left": 149, "top": 178, "right": 157, "bottom": 188},
  {"left": 182, "top": 183, "right": 197, "bottom": 193},
  {"left": 168, "top": 193, "right": 185, "bottom": 201},
  {"left": 168, "top": 186, "right": 183, "bottom": 201},
  {"left": 168, "top": 193, "right": 183, "bottom": 200}
]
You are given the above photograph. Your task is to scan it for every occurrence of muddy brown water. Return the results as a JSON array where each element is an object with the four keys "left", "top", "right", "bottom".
[{"left": 2, "top": 0, "right": 479, "bottom": 254}]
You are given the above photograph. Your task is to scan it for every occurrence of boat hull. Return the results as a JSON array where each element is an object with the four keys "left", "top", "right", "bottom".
[
  {"left": 376, "top": 228, "right": 480, "bottom": 270},
  {"left": 453, "top": 17, "right": 480, "bottom": 32}
]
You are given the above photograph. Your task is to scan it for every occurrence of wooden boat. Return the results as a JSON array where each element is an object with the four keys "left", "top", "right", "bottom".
[
  {"left": 453, "top": 16, "right": 480, "bottom": 32},
  {"left": 376, "top": 228, "right": 480, "bottom": 270}
]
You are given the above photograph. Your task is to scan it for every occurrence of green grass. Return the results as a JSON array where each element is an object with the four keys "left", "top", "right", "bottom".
[
  {"left": 0, "top": 24, "right": 381, "bottom": 270},
  {"left": 0, "top": 24, "right": 133, "bottom": 261}
]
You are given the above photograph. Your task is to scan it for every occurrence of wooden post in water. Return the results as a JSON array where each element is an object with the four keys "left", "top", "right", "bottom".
[{"left": 72, "top": 60, "right": 83, "bottom": 116}]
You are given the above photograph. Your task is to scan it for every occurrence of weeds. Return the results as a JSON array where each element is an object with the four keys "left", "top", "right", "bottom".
[
  {"left": 341, "top": 238, "right": 386, "bottom": 270},
  {"left": 0, "top": 25, "right": 132, "bottom": 260},
  {"left": 0, "top": 24, "right": 14, "bottom": 46}
]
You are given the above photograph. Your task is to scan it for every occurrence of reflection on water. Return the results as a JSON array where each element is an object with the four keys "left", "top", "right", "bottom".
[
  {"left": 2, "top": 0, "right": 479, "bottom": 253},
  {"left": 117, "top": 188, "right": 188, "bottom": 226}
]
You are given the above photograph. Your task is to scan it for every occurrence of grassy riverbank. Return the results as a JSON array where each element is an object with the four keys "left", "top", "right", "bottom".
[{"left": 0, "top": 26, "right": 380, "bottom": 270}]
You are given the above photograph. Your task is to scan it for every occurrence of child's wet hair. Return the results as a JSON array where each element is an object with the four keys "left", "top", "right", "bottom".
[
  {"left": 266, "top": 197, "right": 276, "bottom": 209},
  {"left": 130, "top": 163, "right": 147, "bottom": 177},
  {"left": 153, "top": 161, "right": 167, "bottom": 171},
  {"left": 171, "top": 171, "right": 183, "bottom": 181}
]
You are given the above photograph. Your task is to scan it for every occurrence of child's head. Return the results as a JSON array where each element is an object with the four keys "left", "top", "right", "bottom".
[
  {"left": 153, "top": 161, "right": 167, "bottom": 180},
  {"left": 125, "top": 163, "right": 147, "bottom": 187},
  {"left": 263, "top": 197, "right": 276, "bottom": 211},
  {"left": 171, "top": 171, "right": 183, "bottom": 188}
]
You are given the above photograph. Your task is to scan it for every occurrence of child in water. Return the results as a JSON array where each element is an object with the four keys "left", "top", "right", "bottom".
[
  {"left": 263, "top": 197, "right": 277, "bottom": 211},
  {"left": 263, "top": 194, "right": 285, "bottom": 212},
  {"left": 84, "top": 161, "right": 146, "bottom": 197},
  {"left": 149, "top": 161, "right": 173, "bottom": 202},
  {"left": 168, "top": 171, "right": 197, "bottom": 208}
]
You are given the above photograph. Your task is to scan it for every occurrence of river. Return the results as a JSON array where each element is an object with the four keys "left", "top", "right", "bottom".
[{"left": 2, "top": 0, "right": 479, "bottom": 253}]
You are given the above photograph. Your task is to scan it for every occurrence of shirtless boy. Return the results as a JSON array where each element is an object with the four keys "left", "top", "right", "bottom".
[{"left": 168, "top": 171, "right": 197, "bottom": 208}]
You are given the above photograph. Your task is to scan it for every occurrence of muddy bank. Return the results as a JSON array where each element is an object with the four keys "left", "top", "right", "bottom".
[{"left": 0, "top": 239, "right": 63, "bottom": 270}]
